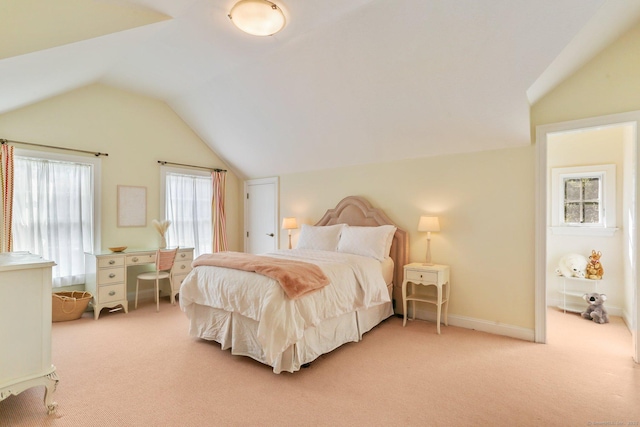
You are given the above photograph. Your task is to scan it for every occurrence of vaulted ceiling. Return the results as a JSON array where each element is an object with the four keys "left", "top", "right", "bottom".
[{"left": 2, "top": 0, "right": 640, "bottom": 178}]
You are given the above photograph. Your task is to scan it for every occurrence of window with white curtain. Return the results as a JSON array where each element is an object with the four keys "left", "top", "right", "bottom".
[
  {"left": 161, "top": 166, "right": 212, "bottom": 257},
  {"left": 12, "top": 149, "right": 100, "bottom": 287}
]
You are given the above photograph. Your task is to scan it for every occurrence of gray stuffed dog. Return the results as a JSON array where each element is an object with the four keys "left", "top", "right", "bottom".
[{"left": 581, "top": 293, "right": 609, "bottom": 324}]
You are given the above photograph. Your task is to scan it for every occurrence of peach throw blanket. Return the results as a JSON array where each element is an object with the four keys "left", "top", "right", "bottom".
[{"left": 192, "top": 252, "right": 330, "bottom": 299}]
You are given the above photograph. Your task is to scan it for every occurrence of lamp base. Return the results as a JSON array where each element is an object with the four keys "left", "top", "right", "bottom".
[{"left": 424, "top": 237, "right": 433, "bottom": 266}]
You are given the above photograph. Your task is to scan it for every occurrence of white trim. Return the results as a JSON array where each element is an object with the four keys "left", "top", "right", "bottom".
[
  {"left": 550, "top": 164, "right": 616, "bottom": 230},
  {"left": 14, "top": 148, "right": 102, "bottom": 252},
  {"left": 550, "top": 227, "right": 618, "bottom": 236},
  {"left": 547, "top": 297, "right": 624, "bottom": 318},
  {"left": 535, "top": 120, "right": 548, "bottom": 344},
  {"left": 410, "top": 308, "right": 535, "bottom": 342},
  {"left": 535, "top": 110, "right": 640, "bottom": 363}
]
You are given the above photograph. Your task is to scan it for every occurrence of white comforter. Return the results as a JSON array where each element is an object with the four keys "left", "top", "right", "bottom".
[{"left": 179, "top": 249, "right": 389, "bottom": 364}]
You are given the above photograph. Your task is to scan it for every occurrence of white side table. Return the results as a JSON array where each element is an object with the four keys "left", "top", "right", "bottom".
[{"left": 402, "top": 263, "right": 450, "bottom": 334}]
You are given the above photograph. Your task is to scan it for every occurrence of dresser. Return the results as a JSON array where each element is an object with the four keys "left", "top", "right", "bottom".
[
  {"left": 84, "top": 247, "right": 194, "bottom": 319},
  {"left": 0, "top": 252, "right": 58, "bottom": 414}
]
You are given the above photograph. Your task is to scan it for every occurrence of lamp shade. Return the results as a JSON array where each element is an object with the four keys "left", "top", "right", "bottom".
[
  {"left": 229, "top": 0, "right": 286, "bottom": 36},
  {"left": 282, "top": 217, "right": 298, "bottom": 230},
  {"left": 418, "top": 216, "right": 440, "bottom": 232}
]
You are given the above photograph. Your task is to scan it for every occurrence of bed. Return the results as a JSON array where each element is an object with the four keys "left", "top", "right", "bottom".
[{"left": 179, "top": 196, "right": 408, "bottom": 373}]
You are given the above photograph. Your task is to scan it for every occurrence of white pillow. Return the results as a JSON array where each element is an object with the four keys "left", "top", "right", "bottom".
[
  {"left": 337, "top": 225, "right": 397, "bottom": 261},
  {"left": 296, "top": 224, "right": 345, "bottom": 251}
]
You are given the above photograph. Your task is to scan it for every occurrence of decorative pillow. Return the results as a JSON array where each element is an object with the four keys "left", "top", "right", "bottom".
[
  {"left": 296, "top": 224, "right": 345, "bottom": 251},
  {"left": 337, "top": 225, "right": 397, "bottom": 261}
]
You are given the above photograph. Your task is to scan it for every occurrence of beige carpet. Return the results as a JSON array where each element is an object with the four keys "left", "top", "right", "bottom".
[{"left": 1, "top": 300, "right": 638, "bottom": 426}]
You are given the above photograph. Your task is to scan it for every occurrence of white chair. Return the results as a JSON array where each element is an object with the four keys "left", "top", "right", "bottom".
[{"left": 135, "top": 247, "right": 178, "bottom": 312}]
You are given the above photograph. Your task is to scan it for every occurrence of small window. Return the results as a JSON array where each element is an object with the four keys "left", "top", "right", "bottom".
[
  {"left": 551, "top": 164, "right": 616, "bottom": 236},
  {"left": 562, "top": 175, "right": 602, "bottom": 225}
]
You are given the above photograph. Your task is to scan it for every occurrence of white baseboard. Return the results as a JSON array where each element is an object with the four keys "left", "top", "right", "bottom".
[
  {"left": 622, "top": 309, "right": 633, "bottom": 330},
  {"left": 410, "top": 307, "right": 535, "bottom": 342},
  {"left": 126, "top": 287, "right": 168, "bottom": 303},
  {"left": 546, "top": 297, "right": 623, "bottom": 317}
]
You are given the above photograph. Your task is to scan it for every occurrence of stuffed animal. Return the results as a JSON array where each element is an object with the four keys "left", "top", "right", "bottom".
[
  {"left": 556, "top": 253, "right": 588, "bottom": 278},
  {"left": 586, "top": 250, "right": 604, "bottom": 280},
  {"left": 581, "top": 293, "right": 609, "bottom": 324}
]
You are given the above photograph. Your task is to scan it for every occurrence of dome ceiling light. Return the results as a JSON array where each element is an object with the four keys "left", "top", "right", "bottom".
[{"left": 228, "top": 0, "right": 286, "bottom": 37}]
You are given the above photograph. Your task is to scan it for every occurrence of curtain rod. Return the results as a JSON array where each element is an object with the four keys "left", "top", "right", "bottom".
[
  {"left": 1, "top": 138, "right": 108, "bottom": 157},
  {"left": 157, "top": 160, "right": 226, "bottom": 172}
]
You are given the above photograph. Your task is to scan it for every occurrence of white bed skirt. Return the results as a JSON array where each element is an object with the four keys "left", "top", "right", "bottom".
[{"left": 184, "top": 287, "right": 394, "bottom": 374}]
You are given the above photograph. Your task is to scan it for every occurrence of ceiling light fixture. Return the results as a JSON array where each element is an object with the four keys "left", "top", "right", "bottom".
[{"left": 228, "top": 0, "right": 286, "bottom": 37}]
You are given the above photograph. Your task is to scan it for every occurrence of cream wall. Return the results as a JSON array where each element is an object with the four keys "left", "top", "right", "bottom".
[
  {"left": 0, "top": 83, "right": 242, "bottom": 254},
  {"left": 280, "top": 146, "right": 535, "bottom": 331},
  {"left": 531, "top": 21, "right": 640, "bottom": 330},
  {"left": 531, "top": 22, "right": 640, "bottom": 126}
]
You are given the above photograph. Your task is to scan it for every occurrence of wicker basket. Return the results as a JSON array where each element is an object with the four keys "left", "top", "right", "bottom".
[{"left": 52, "top": 291, "right": 93, "bottom": 322}]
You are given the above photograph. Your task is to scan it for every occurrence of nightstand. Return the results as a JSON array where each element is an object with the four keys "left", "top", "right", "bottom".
[{"left": 402, "top": 263, "right": 450, "bottom": 334}]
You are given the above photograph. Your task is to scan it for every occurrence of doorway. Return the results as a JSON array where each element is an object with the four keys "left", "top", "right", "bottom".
[
  {"left": 244, "top": 177, "right": 279, "bottom": 254},
  {"left": 535, "top": 111, "right": 640, "bottom": 363}
]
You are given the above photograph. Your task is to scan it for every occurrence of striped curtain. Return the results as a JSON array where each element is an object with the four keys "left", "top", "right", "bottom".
[
  {"left": 0, "top": 144, "right": 14, "bottom": 252},
  {"left": 212, "top": 171, "right": 228, "bottom": 252}
]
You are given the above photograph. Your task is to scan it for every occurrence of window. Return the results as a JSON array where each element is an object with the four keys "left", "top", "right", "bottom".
[
  {"left": 160, "top": 167, "right": 212, "bottom": 257},
  {"left": 562, "top": 175, "right": 601, "bottom": 224},
  {"left": 12, "top": 149, "right": 100, "bottom": 287},
  {"left": 551, "top": 164, "right": 616, "bottom": 236}
]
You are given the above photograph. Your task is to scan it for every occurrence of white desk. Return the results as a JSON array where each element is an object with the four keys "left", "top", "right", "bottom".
[{"left": 84, "top": 247, "right": 193, "bottom": 319}]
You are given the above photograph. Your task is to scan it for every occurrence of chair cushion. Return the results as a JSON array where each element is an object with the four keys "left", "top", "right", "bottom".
[{"left": 137, "top": 271, "right": 171, "bottom": 280}]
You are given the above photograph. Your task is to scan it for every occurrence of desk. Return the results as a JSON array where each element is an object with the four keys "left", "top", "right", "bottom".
[{"left": 85, "top": 248, "right": 194, "bottom": 319}]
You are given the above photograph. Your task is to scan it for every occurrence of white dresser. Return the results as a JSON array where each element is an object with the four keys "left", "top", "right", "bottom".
[
  {"left": 0, "top": 252, "right": 58, "bottom": 414},
  {"left": 85, "top": 247, "right": 194, "bottom": 319}
]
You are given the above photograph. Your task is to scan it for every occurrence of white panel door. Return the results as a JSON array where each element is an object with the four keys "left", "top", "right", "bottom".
[{"left": 244, "top": 177, "right": 278, "bottom": 254}]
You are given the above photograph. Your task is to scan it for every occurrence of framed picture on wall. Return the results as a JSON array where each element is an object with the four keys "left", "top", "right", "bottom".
[{"left": 117, "top": 185, "right": 147, "bottom": 227}]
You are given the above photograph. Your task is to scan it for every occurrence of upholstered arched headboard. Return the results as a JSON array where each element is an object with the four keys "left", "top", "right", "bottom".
[{"left": 315, "top": 196, "right": 408, "bottom": 305}]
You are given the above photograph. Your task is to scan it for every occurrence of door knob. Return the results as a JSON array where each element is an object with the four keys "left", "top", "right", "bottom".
[{"left": 266, "top": 233, "right": 274, "bottom": 237}]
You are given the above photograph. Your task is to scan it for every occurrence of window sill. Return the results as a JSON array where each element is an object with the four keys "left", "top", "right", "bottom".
[{"left": 550, "top": 227, "right": 618, "bottom": 237}]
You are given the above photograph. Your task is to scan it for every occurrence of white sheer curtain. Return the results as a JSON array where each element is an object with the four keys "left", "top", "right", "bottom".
[
  {"left": 13, "top": 156, "right": 94, "bottom": 287},
  {"left": 165, "top": 172, "right": 212, "bottom": 257}
]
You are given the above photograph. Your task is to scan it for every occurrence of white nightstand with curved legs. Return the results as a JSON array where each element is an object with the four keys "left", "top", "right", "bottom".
[{"left": 402, "top": 263, "right": 450, "bottom": 334}]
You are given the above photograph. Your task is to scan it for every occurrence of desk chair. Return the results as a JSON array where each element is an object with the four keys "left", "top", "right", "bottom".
[{"left": 135, "top": 247, "right": 178, "bottom": 312}]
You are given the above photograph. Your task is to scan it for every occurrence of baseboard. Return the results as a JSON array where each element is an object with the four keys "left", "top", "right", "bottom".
[
  {"left": 546, "top": 297, "right": 623, "bottom": 317},
  {"left": 409, "top": 307, "right": 535, "bottom": 342},
  {"left": 622, "top": 309, "right": 632, "bottom": 330},
  {"left": 127, "top": 287, "right": 167, "bottom": 303}
]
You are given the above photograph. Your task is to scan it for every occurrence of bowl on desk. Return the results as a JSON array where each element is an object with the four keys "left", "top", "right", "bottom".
[{"left": 108, "top": 246, "right": 127, "bottom": 252}]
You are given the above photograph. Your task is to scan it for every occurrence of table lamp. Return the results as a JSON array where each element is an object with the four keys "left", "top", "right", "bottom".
[
  {"left": 418, "top": 216, "right": 440, "bottom": 265},
  {"left": 282, "top": 217, "right": 298, "bottom": 249}
]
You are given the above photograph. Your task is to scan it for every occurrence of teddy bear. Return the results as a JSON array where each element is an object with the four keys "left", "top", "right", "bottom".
[
  {"left": 556, "top": 253, "right": 588, "bottom": 278},
  {"left": 586, "top": 250, "right": 604, "bottom": 280},
  {"left": 581, "top": 293, "right": 609, "bottom": 324}
]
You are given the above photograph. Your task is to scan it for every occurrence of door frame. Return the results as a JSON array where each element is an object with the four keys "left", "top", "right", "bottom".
[
  {"left": 243, "top": 177, "right": 279, "bottom": 253},
  {"left": 535, "top": 110, "right": 640, "bottom": 363}
]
